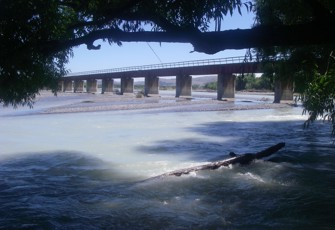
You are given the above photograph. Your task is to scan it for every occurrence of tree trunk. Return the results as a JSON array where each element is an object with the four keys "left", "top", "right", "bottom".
[
  {"left": 273, "top": 79, "right": 282, "bottom": 103},
  {"left": 146, "top": 142, "right": 285, "bottom": 180}
]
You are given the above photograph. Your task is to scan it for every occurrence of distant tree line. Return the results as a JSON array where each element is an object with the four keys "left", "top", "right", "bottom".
[
  {"left": 202, "top": 74, "right": 274, "bottom": 91},
  {"left": 235, "top": 74, "right": 273, "bottom": 91}
]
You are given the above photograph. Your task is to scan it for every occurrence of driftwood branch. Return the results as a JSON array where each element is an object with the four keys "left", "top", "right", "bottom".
[{"left": 147, "top": 142, "right": 285, "bottom": 180}]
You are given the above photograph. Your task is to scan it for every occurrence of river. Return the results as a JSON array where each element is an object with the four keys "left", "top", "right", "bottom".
[{"left": 0, "top": 92, "right": 334, "bottom": 229}]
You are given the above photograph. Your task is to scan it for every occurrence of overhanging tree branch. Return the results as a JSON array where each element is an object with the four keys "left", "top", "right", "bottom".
[
  {"left": 2, "top": 0, "right": 335, "bottom": 107},
  {"left": 47, "top": 19, "right": 335, "bottom": 55}
]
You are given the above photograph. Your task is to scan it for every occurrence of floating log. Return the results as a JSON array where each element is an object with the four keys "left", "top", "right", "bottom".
[{"left": 147, "top": 142, "right": 285, "bottom": 180}]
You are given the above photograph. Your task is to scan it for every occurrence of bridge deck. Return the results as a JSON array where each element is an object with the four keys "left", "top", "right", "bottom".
[
  {"left": 65, "top": 56, "right": 262, "bottom": 80},
  {"left": 60, "top": 56, "right": 292, "bottom": 101}
]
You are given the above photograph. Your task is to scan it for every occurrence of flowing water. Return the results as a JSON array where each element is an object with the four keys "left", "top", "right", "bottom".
[{"left": 0, "top": 94, "right": 334, "bottom": 229}]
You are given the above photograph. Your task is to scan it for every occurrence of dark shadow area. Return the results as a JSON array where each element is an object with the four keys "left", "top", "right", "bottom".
[
  {"left": 134, "top": 118, "right": 335, "bottom": 229},
  {"left": 0, "top": 151, "right": 142, "bottom": 229},
  {"left": 1, "top": 121, "right": 334, "bottom": 229},
  {"left": 136, "top": 119, "right": 335, "bottom": 166},
  {"left": 0, "top": 150, "right": 135, "bottom": 185}
]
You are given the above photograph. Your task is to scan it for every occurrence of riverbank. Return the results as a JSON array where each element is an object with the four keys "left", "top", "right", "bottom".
[
  {"left": 0, "top": 90, "right": 295, "bottom": 116},
  {"left": 36, "top": 91, "right": 293, "bottom": 114}
]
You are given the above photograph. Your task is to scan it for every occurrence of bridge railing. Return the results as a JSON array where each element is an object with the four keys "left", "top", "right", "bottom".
[{"left": 66, "top": 56, "right": 256, "bottom": 77}]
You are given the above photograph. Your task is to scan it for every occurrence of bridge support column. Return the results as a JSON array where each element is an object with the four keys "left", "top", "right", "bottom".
[
  {"left": 86, "top": 79, "right": 97, "bottom": 93},
  {"left": 176, "top": 75, "right": 192, "bottom": 97},
  {"left": 102, "top": 78, "right": 114, "bottom": 94},
  {"left": 63, "top": 79, "right": 73, "bottom": 92},
  {"left": 145, "top": 76, "right": 159, "bottom": 96},
  {"left": 274, "top": 78, "right": 294, "bottom": 103},
  {"left": 74, "top": 80, "right": 84, "bottom": 93},
  {"left": 58, "top": 81, "right": 64, "bottom": 92},
  {"left": 121, "top": 77, "right": 134, "bottom": 94},
  {"left": 217, "top": 74, "right": 235, "bottom": 100}
]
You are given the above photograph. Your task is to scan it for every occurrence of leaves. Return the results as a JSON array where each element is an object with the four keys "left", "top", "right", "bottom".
[
  {"left": 1, "top": 0, "right": 253, "bottom": 107},
  {"left": 253, "top": 0, "right": 335, "bottom": 134},
  {"left": 1, "top": 0, "right": 334, "bottom": 108},
  {"left": 0, "top": 0, "right": 73, "bottom": 107},
  {"left": 301, "top": 68, "right": 335, "bottom": 134}
]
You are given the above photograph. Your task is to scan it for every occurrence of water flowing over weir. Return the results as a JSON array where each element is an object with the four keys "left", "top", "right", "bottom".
[{"left": 0, "top": 96, "right": 335, "bottom": 229}]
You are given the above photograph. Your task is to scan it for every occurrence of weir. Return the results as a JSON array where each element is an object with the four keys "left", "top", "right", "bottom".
[{"left": 61, "top": 56, "right": 294, "bottom": 102}]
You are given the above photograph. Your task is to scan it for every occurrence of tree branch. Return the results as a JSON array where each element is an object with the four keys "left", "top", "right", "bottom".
[
  {"left": 46, "top": 19, "right": 335, "bottom": 55},
  {"left": 143, "top": 142, "right": 286, "bottom": 181}
]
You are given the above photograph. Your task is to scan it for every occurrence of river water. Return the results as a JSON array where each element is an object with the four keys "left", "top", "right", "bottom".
[{"left": 0, "top": 93, "right": 334, "bottom": 229}]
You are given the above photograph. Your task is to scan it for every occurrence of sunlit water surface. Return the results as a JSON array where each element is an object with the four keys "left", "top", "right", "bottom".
[{"left": 0, "top": 96, "right": 335, "bottom": 229}]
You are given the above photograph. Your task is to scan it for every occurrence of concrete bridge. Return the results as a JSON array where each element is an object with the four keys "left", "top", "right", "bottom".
[{"left": 61, "top": 56, "right": 293, "bottom": 101}]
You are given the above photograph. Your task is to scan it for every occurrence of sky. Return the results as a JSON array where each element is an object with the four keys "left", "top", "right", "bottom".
[{"left": 66, "top": 8, "right": 255, "bottom": 73}]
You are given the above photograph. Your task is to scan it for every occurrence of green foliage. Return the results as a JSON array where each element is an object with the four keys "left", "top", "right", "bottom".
[
  {"left": 254, "top": 0, "right": 335, "bottom": 133},
  {"left": 236, "top": 74, "right": 273, "bottom": 91},
  {"left": 301, "top": 63, "right": 335, "bottom": 134},
  {"left": 257, "top": 74, "right": 273, "bottom": 90},
  {"left": 235, "top": 75, "right": 246, "bottom": 91},
  {"left": 203, "top": 82, "right": 217, "bottom": 90},
  {"left": 0, "top": 0, "right": 73, "bottom": 107},
  {"left": 253, "top": 0, "right": 335, "bottom": 93},
  {"left": 1, "top": 0, "right": 334, "bottom": 109},
  {"left": 244, "top": 75, "right": 257, "bottom": 89},
  {"left": 192, "top": 84, "right": 200, "bottom": 90},
  {"left": 0, "top": 0, "right": 250, "bottom": 107}
]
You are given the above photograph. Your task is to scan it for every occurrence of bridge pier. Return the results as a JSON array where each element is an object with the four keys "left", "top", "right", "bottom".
[
  {"left": 102, "top": 78, "right": 114, "bottom": 94},
  {"left": 217, "top": 74, "right": 235, "bottom": 100},
  {"left": 86, "top": 79, "right": 98, "bottom": 93},
  {"left": 121, "top": 77, "right": 134, "bottom": 94},
  {"left": 176, "top": 75, "right": 192, "bottom": 97},
  {"left": 74, "top": 80, "right": 84, "bottom": 93},
  {"left": 274, "top": 78, "right": 294, "bottom": 103},
  {"left": 145, "top": 76, "right": 159, "bottom": 96},
  {"left": 63, "top": 79, "right": 73, "bottom": 92},
  {"left": 58, "top": 81, "right": 64, "bottom": 92}
]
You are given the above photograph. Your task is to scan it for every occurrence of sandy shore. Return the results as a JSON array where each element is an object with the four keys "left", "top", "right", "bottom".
[{"left": 31, "top": 91, "right": 293, "bottom": 115}]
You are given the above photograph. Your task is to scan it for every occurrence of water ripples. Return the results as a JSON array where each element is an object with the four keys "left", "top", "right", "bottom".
[{"left": 1, "top": 108, "right": 335, "bottom": 229}]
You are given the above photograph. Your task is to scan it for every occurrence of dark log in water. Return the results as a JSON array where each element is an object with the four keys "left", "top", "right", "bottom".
[{"left": 147, "top": 142, "right": 285, "bottom": 180}]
